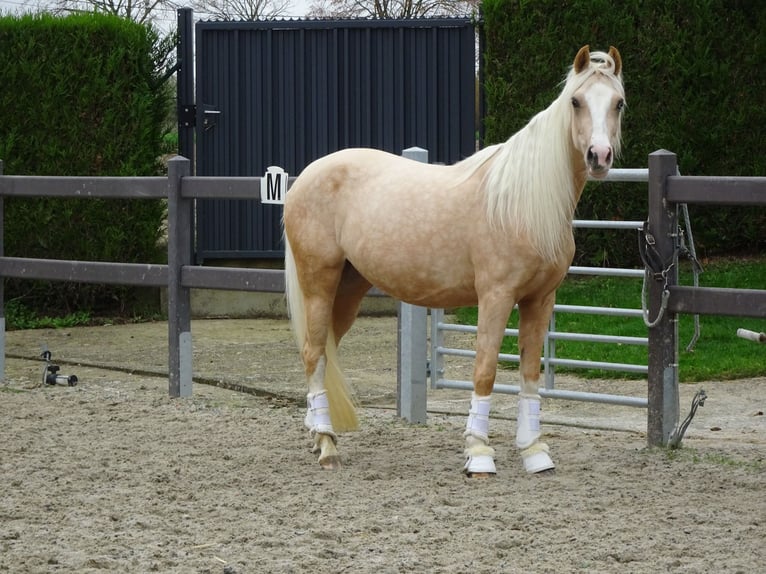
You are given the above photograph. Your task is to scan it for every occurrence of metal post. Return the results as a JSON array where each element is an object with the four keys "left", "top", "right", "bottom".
[
  {"left": 167, "top": 156, "right": 193, "bottom": 397},
  {"left": 0, "top": 159, "right": 4, "bottom": 383},
  {"left": 397, "top": 147, "right": 429, "bottom": 423},
  {"left": 177, "top": 8, "right": 195, "bottom": 174},
  {"left": 646, "top": 150, "right": 680, "bottom": 446}
]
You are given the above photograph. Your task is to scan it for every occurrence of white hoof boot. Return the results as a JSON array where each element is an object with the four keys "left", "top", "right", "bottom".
[
  {"left": 520, "top": 443, "right": 555, "bottom": 474},
  {"left": 463, "top": 435, "right": 496, "bottom": 476},
  {"left": 464, "top": 454, "right": 497, "bottom": 475}
]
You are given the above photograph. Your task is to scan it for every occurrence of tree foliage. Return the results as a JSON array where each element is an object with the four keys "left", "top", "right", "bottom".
[
  {"left": 0, "top": 13, "right": 172, "bottom": 315},
  {"left": 49, "top": 0, "right": 174, "bottom": 25},
  {"left": 307, "top": 0, "right": 478, "bottom": 19},
  {"left": 35, "top": 0, "right": 292, "bottom": 25},
  {"left": 482, "top": 0, "right": 766, "bottom": 265},
  {"left": 192, "top": 0, "right": 292, "bottom": 20}
]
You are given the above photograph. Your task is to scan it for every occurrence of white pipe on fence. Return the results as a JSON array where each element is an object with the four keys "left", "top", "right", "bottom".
[
  {"left": 435, "top": 346, "right": 648, "bottom": 374},
  {"left": 594, "top": 168, "right": 649, "bottom": 182},
  {"left": 568, "top": 266, "right": 645, "bottom": 277},
  {"left": 435, "top": 379, "right": 648, "bottom": 408},
  {"left": 573, "top": 220, "right": 644, "bottom": 229},
  {"left": 736, "top": 328, "right": 766, "bottom": 343},
  {"left": 553, "top": 304, "right": 644, "bottom": 317},
  {"left": 437, "top": 320, "right": 647, "bottom": 345},
  {"left": 548, "top": 332, "right": 647, "bottom": 345}
]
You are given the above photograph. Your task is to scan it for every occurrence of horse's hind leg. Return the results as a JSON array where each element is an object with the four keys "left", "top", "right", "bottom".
[
  {"left": 301, "top": 267, "right": 346, "bottom": 470},
  {"left": 516, "top": 294, "right": 557, "bottom": 474},
  {"left": 303, "top": 299, "right": 341, "bottom": 469},
  {"left": 304, "top": 262, "right": 370, "bottom": 470}
]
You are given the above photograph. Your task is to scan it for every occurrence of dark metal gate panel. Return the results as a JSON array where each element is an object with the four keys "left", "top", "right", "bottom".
[{"left": 195, "top": 18, "right": 477, "bottom": 261}]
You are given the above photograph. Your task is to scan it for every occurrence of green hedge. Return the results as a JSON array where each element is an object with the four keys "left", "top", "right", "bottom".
[
  {"left": 481, "top": 0, "right": 766, "bottom": 265},
  {"left": 0, "top": 13, "right": 172, "bottom": 316}
]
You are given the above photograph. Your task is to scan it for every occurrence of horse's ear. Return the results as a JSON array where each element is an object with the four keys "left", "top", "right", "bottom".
[
  {"left": 608, "top": 46, "right": 622, "bottom": 76},
  {"left": 573, "top": 45, "right": 590, "bottom": 73}
]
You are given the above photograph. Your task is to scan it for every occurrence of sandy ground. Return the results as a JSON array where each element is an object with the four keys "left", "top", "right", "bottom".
[{"left": 2, "top": 316, "right": 764, "bottom": 573}]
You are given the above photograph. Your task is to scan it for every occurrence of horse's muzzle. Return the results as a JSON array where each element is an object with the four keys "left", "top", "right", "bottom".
[{"left": 587, "top": 144, "right": 613, "bottom": 177}]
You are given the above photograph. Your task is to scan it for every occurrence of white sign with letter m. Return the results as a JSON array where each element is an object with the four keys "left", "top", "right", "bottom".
[{"left": 261, "top": 166, "right": 288, "bottom": 204}]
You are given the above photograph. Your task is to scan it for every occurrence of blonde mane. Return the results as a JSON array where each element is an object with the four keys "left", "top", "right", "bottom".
[{"left": 478, "top": 50, "right": 624, "bottom": 262}]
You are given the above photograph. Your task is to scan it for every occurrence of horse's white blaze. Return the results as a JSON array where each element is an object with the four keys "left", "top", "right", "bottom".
[
  {"left": 570, "top": 69, "right": 624, "bottom": 179},
  {"left": 586, "top": 82, "right": 620, "bottom": 174},
  {"left": 586, "top": 85, "right": 613, "bottom": 138}
]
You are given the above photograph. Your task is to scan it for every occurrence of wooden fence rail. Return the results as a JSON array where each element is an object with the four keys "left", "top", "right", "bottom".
[
  {"left": 0, "top": 156, "right": 295, "bottom": 396},
  {"left": 3, "top": 150, "right": 764, "bottom": 449}
]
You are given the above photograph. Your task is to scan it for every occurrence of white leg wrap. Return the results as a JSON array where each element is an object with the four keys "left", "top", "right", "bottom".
[
  {"left": 463, "top": 394, "right": 496, "bottom": 474},
  {"left": 463, "top": 393, "right": 492, "bottom": 443},
  {"left": 305, "top": 391, "right": 337, "bottom": 442},
  {"left": 516, "top": 394, "right": 542, "bottom": 450}
]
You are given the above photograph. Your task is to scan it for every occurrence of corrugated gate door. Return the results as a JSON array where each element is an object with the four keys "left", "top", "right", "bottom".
[{"left": 195, "top": 18, "right": 477, "bottom": 261}]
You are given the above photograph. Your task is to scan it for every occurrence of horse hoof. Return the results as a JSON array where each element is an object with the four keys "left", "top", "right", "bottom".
[
  {"left": 463, "top": 453, "right": 497, "bottom": 476},
  {"left": 318, "top": 455, "right": 342, "bottom": 470},
  {"left": 466, "top": 472, "right": 495, "bottom": 479},
  {"left": 522, "top": 450, "right": 555, "bottom": 474}
]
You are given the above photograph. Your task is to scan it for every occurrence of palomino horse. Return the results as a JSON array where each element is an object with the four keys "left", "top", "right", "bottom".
[{"left": 284, "top": 45, "right": 625, "bottom": 475}]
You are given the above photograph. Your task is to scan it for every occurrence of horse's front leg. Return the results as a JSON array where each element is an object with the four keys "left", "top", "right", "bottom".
[
  {"left": 516, "top": 293, "right": 557, "bottom": 474},
  {"left": 464, "top": 294, "right": 515, "bottom": 477}
]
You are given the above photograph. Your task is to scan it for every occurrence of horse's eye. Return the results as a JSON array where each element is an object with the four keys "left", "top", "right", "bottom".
[
  {"left": 616, "top": 99, "right": 625, "bottom": 111},
  {"left": 571, "top": 97, "right": 580, "bottom": 109}
]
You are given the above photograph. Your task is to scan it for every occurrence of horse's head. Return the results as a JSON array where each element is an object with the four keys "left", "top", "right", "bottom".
[{"left": 566, "top": 45, "right": 625, "bottom": 179}]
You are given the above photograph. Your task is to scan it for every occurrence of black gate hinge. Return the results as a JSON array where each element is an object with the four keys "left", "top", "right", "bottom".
[{"left": 178, "top": 104, "right": 196, "bottom": 128}]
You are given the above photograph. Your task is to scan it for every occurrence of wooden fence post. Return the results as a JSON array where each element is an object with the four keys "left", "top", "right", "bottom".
[
  {"left": 167, "top": 156, "right": 193, "bottom": 398},
  {"left": 397, "top": 147, "right": 429, "bottom": 424},
  {"left": 646, "top": 150, "right": 680, "bottom": 446}
]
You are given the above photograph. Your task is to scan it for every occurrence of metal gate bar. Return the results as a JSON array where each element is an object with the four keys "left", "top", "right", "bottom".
[
  {"left": 435, "top": 379, "right": 648, "bottom": 408},
  {"left": 430, "top": 309, "right": 648, "bottom": 408}
]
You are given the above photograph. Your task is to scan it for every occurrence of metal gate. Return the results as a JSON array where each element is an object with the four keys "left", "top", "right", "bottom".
[
  {"left": 397, "top": 168, "right": 654, "bottom": 423},
  {"left": 183, "top": 13, "right": 478, "bottom": 262}
]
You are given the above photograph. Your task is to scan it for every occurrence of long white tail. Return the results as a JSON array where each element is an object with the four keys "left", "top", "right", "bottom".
[{"left": 284, "top": 234, "right": 359, "bottom": 432}]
